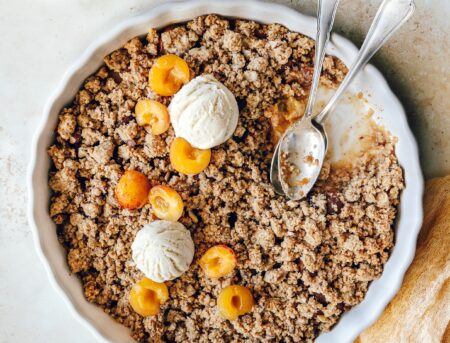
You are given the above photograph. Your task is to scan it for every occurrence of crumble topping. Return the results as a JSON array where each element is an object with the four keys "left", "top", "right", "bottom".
[{"left": 48, "top": 15, "right": 403, "bottom": 342}]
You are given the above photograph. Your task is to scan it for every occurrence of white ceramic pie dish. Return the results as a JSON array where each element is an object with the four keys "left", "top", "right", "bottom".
[{"left": 27, "top": 0, "right": 423, "bottom": 342}]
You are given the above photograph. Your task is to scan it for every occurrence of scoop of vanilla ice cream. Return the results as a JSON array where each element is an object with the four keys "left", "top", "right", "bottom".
[
  {"left": 131, "top": 220, "right": 195, "bottom": 282},
  {"left": 169, "top": 74, "right": 239, "bottom": 149}
]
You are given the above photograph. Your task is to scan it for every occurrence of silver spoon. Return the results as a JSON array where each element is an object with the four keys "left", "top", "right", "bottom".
[
  {"left": 270, "top": 0, "right": 340, "bottom": 195},
  {"left": 270, "top": 0, "right": 415, "bottom": 200}
]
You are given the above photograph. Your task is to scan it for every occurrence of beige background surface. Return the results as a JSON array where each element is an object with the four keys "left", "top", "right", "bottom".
[{"left": 0, "top": 0, "right": 448, "bottom": 342}]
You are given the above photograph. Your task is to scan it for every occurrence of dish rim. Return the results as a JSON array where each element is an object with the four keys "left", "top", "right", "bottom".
[{"left": 27, "top": 0, "right": 424, "bottom": 342}]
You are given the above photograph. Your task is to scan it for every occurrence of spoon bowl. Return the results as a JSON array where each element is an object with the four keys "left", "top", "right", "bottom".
[{"left": 277, "top": 118, "right": 327, "bottom": 200}]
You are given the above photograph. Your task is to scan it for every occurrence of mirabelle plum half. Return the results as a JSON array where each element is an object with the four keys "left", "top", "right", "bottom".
[
  {"left": 217, "top": 285, "right": 254, "bottom": 321},
  {"left": 129, "top": 278, "right": 169, "bottom": 317},
  {"left": 269, "top": 97, "right": 306, "bottom": 143},
  {"left": 115, "top": 170, "right": 151, "bottom": 209},
  {"left": 149, "top": 55, "right": 190, "bottom": 96},
  {"left": 149, "top": 185, "right": 184, "bottom": 222},
  {"left": 170, "top": 137, "right": 211, "bottom": 175},
  {"left": 135, "top": 99, "right": 170, "bottom": 135},
  {"left": 199, "top": 245, "right": 237, "bottom": 278}
]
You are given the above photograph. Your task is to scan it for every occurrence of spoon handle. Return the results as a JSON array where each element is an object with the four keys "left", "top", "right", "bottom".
[
  {"left": 304, "top": 0, "right": 340, "bottom": 117},
  {"left": 313, "top": 0, "right": 415, "bottom": 124}
]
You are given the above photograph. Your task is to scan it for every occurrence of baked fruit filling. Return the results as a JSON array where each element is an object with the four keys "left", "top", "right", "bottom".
[
  {"left": 135, "top": 99, "right": 170, "bottom": 135},
  {"left": 129, "top": 278, "right": 169, "bottom": 316},
  {"left": 217, "top": 285, "right": 254, "bottom": 321},
  {"left": 199, "top": 245, "right": 237, "bottom": 278},
  {"left": 269, "top": 97, "right": 306, "bottom": 143},
  {"left": 149, "top": 55, "right": 190, "bottom": 96},
  {"left": 115, "top": 170, "right": 151, "bottom": 209},
  {"left": 48, "top": 14, "right": 404, "bottom": 343},
  {"left": 149, "top": 185, "right": 184, "bottom": 222},
  {"left": 169, "top": 137, "right": 211, "bottom": 175}
]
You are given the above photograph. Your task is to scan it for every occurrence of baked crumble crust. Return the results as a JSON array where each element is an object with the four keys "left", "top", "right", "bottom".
[{"left": 48, "top": 15, "right": 403, "bottom": 342}]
